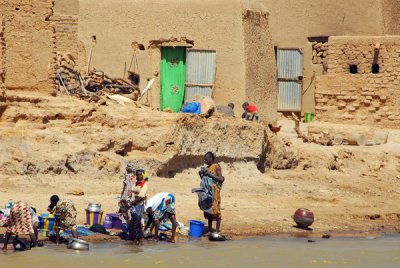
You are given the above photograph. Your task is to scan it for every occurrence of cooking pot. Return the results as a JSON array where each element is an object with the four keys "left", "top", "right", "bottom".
[
  {"left": 67, "top": 238, "right": 89, "bottom": 251},
  {"left": 86, "top": 203, "right": 101, "bottom": 212}
]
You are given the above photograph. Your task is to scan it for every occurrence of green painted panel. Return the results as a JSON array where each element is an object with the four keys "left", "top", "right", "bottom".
[{"left": 160, "top": 47, "right": 186, "bottom": 112}]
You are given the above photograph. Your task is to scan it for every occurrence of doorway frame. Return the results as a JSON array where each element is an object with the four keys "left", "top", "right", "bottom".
[
  {"left": 148, "top": 38, "right": 193, "bottom": 109},
  {"left": 276, "top": 47, "right": 304, "bottom": 112}
]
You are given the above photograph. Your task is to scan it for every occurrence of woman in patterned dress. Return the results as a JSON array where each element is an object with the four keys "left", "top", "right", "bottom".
[
  {"left": 1, "top": 201, "right": 38, "bottom": 249},
  {"left": 119, "top": 163, "right": 137, "bottom": 227},
  {"left": 48, "top": 195, "right": 78, "bottom": 244},
  {"left": 202, "top": 152, "right": 225, "bottom": 234},
  {"left": 128, "top": 169, "right": 148, "bottom": 245}
]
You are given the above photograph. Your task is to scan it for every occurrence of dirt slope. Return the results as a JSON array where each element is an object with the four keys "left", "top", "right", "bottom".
[{"left": 0, "top": 90, "right": 399, "bottom": 236}]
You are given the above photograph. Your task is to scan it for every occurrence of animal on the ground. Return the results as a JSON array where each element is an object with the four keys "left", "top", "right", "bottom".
[{"left": 268, "top": 124, "right": 282, "bottom": 135}]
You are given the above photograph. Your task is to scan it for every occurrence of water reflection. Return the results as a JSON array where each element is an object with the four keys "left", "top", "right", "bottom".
[{"left": 0, "top": 235, "right": 399, "bottom": 268}]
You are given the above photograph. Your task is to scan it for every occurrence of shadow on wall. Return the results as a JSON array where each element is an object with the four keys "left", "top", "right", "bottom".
[{"left": 156, "top": 155, "right": 261, "bottom": 178}]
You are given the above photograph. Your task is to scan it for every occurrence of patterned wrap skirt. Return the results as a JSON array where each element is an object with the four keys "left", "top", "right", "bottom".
[{"left": 5, "top": 201, "right": 35, "bottom": 235}]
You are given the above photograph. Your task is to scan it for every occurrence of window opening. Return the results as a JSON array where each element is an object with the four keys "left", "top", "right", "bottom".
[
  {"left": 349, "top": 65, "right": 358, "bottom": 74},
  {"left": 372, "top": 64, "right": 380, "bottom": 74}
]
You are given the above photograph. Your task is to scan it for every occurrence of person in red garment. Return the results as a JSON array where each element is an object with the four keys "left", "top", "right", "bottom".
[{"left": 242, "top": 102, "right": 259, "bottom": 122}]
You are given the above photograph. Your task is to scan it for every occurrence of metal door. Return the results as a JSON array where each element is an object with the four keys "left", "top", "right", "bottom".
[
  {"left": 160, "top": 47, "right": 186, "bottom": 112},
  {"left": 184, "top": 49, "right": 216, "bottom": 103},
  {"left": 277, "top": 48, "right": 303, "bottom": 112}
]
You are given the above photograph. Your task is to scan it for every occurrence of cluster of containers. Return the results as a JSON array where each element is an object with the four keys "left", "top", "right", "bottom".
[
  {"left": 86, "top": 203, "right": 122, "bottom": 229},
  {"left": 2, "top": 200, "right": 207, "bottom": 238}
]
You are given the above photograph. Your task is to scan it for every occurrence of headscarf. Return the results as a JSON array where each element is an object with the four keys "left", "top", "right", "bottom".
[
  {"left": 135, "top": 169, "right": 148, "bottom": 186},
  {"left": 153, "top": 194, "right": 175, "bottom": 220}
]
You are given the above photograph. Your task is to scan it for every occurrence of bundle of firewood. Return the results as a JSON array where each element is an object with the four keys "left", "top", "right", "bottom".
[
  {"left": 55, "top": 53, "right": 140, "bottom": 100},
  {"left": 55, "top": 52, "right": 84, "bottom": 96},
  {"left": 84, "top": 69, "right": 140, "bottom": 98}
]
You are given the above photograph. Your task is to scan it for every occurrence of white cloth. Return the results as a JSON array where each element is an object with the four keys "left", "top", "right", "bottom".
[
  {"left": 121, "top": 174, "right": 135, "bottom": 200},
  {"left": 30, "top": 208, "right": 39, "bottom": 227},
  {"left": 144, "top": 192, "right": 169, "bottom": 212}
]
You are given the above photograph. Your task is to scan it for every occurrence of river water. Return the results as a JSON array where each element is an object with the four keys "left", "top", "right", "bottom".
[{"left": 1, "top": 235, "right": 399, "bottom": 268}]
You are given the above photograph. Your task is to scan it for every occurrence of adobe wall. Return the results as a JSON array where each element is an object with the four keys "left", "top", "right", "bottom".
[
  {"left": 0, "top": 0, "right": 82, "bottom": 91},
  {"left": 262, "top": 0, "right": 385, "bottom": 114},
  {"left": 0, "top": 16, "right": 5, "bottom": 89},
  {"left": 315, "top": 36, "right": 400, "bottom": 128},
  {"left": 0, "top": 0, "right": 55, "bottom": 90},
  {"left": 242, "top": 10, "right": 277, "bottom": 121},
  {"left": 51, "top": 0, "right": 82, "bottom": 63},
  {"left": 382, "top": 0, "right": 400, "bottom": 35},
  {"left": 78, "top": 0, "right": 277, "bottom": 120}
]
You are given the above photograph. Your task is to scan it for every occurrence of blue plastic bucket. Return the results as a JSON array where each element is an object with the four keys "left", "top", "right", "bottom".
[
  {"left": 38, "top": 213, "right": 56, "bottom": 231},
  {"left": 189, "top": 220, "right": 205, "bottom": 238}
]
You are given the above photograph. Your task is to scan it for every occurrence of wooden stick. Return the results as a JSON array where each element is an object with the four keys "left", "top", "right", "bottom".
[
  {"left": 57, "top": 72, "right": 69, "bottom": 95},
  {"left": 184, "top": 83, "right": 214, "bottom": 87},
  {"left": 87, "top": 37, "right": 97, "bottom": 75},
  {"left": 139, "top": 78, "right": 155, "bottom": 100},
  {"left": 77, "top": 73, "right": 87, "bottom": 95},
  {"left": 56, "top": 80, "right": 63, "bottom": 96}
]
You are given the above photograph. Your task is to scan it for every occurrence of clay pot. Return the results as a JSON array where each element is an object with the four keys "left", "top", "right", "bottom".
[{"left": 292, "top": 208, "right": 314, "bottom": 229}]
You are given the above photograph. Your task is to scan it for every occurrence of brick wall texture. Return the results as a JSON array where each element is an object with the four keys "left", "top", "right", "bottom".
[
  {"left": 0, "top": 0, "right": 80, "bottom": 91},
  {"left": 0, "top": 0, "right": 55, "bottom": 90},
  {"left": 315, "top": 36, "right": 400, "bottom": 128}
]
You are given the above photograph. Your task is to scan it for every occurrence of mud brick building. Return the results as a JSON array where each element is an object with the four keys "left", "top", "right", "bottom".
[
  {"left": 315, "top": 36, "right": 400, "bottom": 127},
  {"left": 1, "top": 0, "right": 400, "bottom": 126}
]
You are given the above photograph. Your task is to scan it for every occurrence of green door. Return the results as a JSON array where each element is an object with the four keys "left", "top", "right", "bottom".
[{"left": 160, "top": 47, "right": 186, "bottom": 112}]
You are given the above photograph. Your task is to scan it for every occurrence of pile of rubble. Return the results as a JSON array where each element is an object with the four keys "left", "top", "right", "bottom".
[
  {"left": 55, "top": 53, "right": 141, "bottom": 101},
  {"left": 312, "top": 41, "right": 328, "bottom": 64}
]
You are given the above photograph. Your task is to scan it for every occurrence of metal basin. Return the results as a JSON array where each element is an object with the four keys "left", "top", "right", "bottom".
[
  {"left": 208, "top": 232, "right": 226, "bottom": 242},
  {"left": 86, "top": 203, "right": 101, "bottom": 212},
  {"left": 67, "top": 238, "right": 90, "bottom": 251}
]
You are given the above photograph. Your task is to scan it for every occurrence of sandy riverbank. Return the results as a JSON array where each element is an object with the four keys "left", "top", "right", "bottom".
[
  {"left": 0, "top": 91, "right": 399, "bottom": 238},
  {"left": 1, "top": 124, "right": 399, "bottom": 238}
]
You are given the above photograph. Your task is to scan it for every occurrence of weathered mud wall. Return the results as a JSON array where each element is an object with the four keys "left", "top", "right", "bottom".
[
  {"left": 382, "top": 0, "right": 400, "bottom": 35},
  {"left": 0, "top": 0, "right": 83, "bottom": 91},
  {"left": 315, "top": 36, "right": 400, "bottom": 128},
  {"left": 0, "top": 0, "right": 55, "bottom": 90},
  {"left": 0, "top": 16, "right": 5, "bottom": 89},
  {"left": 242, "top": 10, "right": 277, "bottom": 122},
  {"left": 51, "top": 0, "right": 82, "bottom": 62}
]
